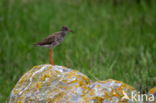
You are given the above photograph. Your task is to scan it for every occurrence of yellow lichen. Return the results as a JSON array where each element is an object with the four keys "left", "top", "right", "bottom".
[
  {"left": 91, "top": 96, "right": 104, "bottom": 103},
  {"left": 36, "top": 82, "right": 42, "bottom": 89},
  {"left": 13, "top": 89, "right": 19, "bottom": 94},
  {"left": 40, "top": 73, "right": 51, "bottom": 81},
  {"left": 17, "top": 101, "right": 23, "bottom": 103},
  {"left": 149, "top": 87, "right": 156, "bottom": 94}
]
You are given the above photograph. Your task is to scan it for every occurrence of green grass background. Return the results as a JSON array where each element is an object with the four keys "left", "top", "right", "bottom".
[{"left": 0, "top": 0, "right": 156, "bottom": 102}]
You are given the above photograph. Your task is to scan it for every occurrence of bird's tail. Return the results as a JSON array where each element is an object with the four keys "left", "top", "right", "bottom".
[{"left": 33, "top": 43, "right": 41, "bottom": 46}]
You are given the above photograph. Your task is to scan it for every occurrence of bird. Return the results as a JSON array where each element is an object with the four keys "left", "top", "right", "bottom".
[{"left": 33, "top": 26, "right": 73, "bottom": 65}]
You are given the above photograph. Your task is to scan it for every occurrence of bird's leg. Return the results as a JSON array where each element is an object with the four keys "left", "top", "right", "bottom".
[{"left": 49, "top": 48, "right": 54, "bottom": 65}]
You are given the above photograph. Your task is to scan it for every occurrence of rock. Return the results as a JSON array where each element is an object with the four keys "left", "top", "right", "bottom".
[{"left": 9, "top": 64, "right": 139, "bottom": 103}]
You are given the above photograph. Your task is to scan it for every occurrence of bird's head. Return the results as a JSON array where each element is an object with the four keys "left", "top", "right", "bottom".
[{"left": 61, "top": 26, "right": 73, "bottom": 32}]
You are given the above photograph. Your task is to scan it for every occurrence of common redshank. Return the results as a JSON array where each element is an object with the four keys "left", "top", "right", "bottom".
[{"left": 34, "top": 26, "right": 73, "bottom": 65}]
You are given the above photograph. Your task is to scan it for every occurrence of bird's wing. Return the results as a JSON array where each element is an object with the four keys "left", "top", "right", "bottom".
[{"left": 34, "top": 32, "right": 60, "bottom": 45}]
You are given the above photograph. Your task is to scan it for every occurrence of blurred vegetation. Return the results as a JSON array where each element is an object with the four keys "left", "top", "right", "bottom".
[{"left": 0, "top": 0, "right": 156, "bottom": 102}]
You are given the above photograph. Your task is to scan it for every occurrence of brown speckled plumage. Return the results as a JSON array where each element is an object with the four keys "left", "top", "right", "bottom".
[{"left": 34, "top": 26, "right": 72, "bottom": 48}]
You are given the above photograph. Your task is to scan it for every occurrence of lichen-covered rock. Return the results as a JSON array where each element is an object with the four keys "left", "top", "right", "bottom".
[
  {"left": 9, "top": 64, "right": 139, "bottom": 103},
  {"left": 82, "top": 80, "right": 137, "bottom": 103}
]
